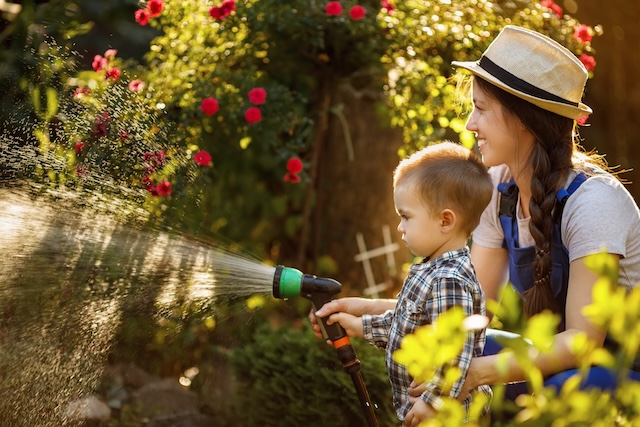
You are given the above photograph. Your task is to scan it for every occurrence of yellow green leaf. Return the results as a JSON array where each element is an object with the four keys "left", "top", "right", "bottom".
[
  {"left": 523, "top": 311, "right": 559, "bottom": 353},
  {"left": 246, "top": 295, "right": 265, "bottom": 309}
]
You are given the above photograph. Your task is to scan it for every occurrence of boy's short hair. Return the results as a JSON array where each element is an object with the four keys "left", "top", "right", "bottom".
[{"left": 393, "top": 141, "right": 493, "bottom": 236}]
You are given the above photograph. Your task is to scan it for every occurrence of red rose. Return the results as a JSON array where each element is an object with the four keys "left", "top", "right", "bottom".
[
  {"left": 147, "top": 0, "right": 163, "bottom": 18},
  {"left": 209, "top": 6, "right": 223, "bottom": 19},
  {"left": 92, "top": 55, "right": 107, "bottom": 72},
  {"left": 143, "top": 150, "right": 166, "bottom": 170},
  {"left": 573, "top": 24, "right": 592, "bottom": 44},
  {"left": 135, "top": 9, "right": 150, "bottom": 26},
  {"left": 541, "top": 0, "right": 562, "bottom": 17},
  {"left": 201, "top": 97, "right": 219, "bottom": 116},
  {"left": 248, "top": 87, "right": 267, "bottom": 105},
  {"left": 286, "top": 157, "right": 303, "bottom": 174},
  {"left": 221, "top": 0, "right": 236, "bottom": 13},
  {"left": 193, "top": 150, "right": 213, "bottom": 166},
  {"left": 380, "top": 0, "right": 394, "bottom": 13},
  {"left": 349, "top": 5, "right": 366, "bottom": 20},
  {"left": 579, "top": 53, "right": 596, "bottom": 71},
  {"left": 209, "top": 0, "right": 235, "bottom": 20},
  {"left": 576, "top": 115, "right": 589, "bottom": 125},
  {"left": 244, "top": 107, "right": 262, "bottom": 124},
  {"left": 93, "top": 111, "right": 111, "bottom": 137},
  {"left": 142, "top": 175, "right": 153, "bottom": 189},
  {"left": 550, "top": 4, "right": 562, "bottom": 16},
  {"left": 105, "top": 67, "right": 121, "bottom": 81},
  {"left": 156, "top": 180, "right": 172, "bottom": 196},
  {"left": 128, "top": 79, "right": 145, "bottom": 91},
  {"left": 283, "top": 172, "right": 301, "bottom": 184},
  {"left": 75, "top": 165, "right": 88, "bottom": 177},
  {"left": 74, "top": 141, "right": 85, "bottom": 153},
  {"left": 325, "top": 1, "right": 343, "bottom": 16},
  {"left": 73, "top": 87, "right": 90, "bottom": 99}
]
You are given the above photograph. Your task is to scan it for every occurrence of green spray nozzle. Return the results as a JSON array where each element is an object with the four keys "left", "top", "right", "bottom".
[
  {"left": 272, "top": 265, "right": 304, "bottom": 299},
  {"left": 272, "top": 265, "right": 342, "bottom": 301},
  {"left": 273, "top": 265, "right": 344, "bottom": 342}
]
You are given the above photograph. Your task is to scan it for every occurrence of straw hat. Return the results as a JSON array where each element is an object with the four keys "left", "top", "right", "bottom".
[{"left": 452, "top": 25, "right": 592, "bottom": 119}]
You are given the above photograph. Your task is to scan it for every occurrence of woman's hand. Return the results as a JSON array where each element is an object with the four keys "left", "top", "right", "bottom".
[
  {"left": 458, "top": 366, "right": 477, "bottom": 402},
  {"left": 408, "top": 360, "right": 478, "bottom": 404},
  {"left": 407, "top": 380, "right": 426, "bottom": 404}
]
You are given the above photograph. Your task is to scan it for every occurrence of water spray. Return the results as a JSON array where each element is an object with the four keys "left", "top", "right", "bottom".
[{"left": 273, "top": 266, "right": 380, "bottom": 427}]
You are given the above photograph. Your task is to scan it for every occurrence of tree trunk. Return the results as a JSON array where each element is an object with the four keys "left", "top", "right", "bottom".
[
  {"left": 312, "top": 80, "right": 407, "bottom": 295},
  {"left": 574, "top": 1, "right": 640, "bottom": 201}
]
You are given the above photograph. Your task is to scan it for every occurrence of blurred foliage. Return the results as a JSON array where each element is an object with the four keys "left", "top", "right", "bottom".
[
  {"left": 394, "top": 251, "right": 640, "bottom": 426},
  {"left": 2, "top": 0, "right": 600, "bottom": 261},
  {"left": 0, "top": 0, "right": 158, "bottom": 168},
  {"left": 231, "top": 322, "right": 397, "bottom": 427}
]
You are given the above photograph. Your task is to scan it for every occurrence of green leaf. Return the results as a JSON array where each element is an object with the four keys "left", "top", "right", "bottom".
[
  {"left": 31, "top": 86, "right": 41, "bottom": 113},
  {"left": 45, "top": 87, "right": 59, "bottom": 121}
]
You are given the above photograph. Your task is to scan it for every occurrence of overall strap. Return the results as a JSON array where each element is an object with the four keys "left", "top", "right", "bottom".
[
  {"left": 499, "top": 173, "right": 588, "bottom": 228},
  {"left": 498, "top": 178, "right": 519, "bottom": 249},
  {"left": 497, "top": 173, "right": 589, "bottom": 316},
  {"left": 498, "top": 179, "right": 518, "bottom": 218},
  {"left": 554, "top": 173, "right": 588, "bottom": 233}
]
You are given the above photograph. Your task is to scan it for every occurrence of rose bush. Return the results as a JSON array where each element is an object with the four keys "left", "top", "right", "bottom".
[{"left": 46, "top": 0, "right": 599, "bottom": 257}]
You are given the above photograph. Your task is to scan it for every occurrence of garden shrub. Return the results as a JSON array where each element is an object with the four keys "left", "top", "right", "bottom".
[{"left": 231, "top": 322, "right": 397, "bottom": 427}]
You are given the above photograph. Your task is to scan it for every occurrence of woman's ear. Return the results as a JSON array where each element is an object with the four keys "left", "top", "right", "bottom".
[{"left": 440, "top": 209, "right": 456, "bottom": 232}]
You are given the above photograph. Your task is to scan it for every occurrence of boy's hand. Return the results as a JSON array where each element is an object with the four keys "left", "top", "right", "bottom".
[
  {"left": 404, "top": 399, "right": 436, "bottom": 427},
  {"left": 308, "top": 297, "right": 374, "bottom": 340},
  {"left": 325, "top": 312, "right": 364, "bottom": 338}
]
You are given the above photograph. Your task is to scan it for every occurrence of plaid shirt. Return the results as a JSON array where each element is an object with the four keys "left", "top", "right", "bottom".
[{"left": 362, "top": 247, "right": 492, "bottom": 421}]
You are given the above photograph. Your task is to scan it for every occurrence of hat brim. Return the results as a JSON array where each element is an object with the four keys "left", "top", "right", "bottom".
[{"left": 452, "top": 60, "right": 592, "bottom": 120}]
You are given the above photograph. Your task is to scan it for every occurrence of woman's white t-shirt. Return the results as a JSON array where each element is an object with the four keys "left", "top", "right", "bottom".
[{"left": 472, "top": 163, "right": 640, "bottom": 290}]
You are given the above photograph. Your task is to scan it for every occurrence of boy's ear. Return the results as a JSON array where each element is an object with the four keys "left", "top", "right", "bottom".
[{"left": 440, "top": 209, "right": 456, "bottom": 232}]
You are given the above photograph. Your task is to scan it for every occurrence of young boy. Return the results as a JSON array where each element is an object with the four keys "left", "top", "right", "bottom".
[{"left": 317, "top": 141, "right": 493, "bottom": 424}]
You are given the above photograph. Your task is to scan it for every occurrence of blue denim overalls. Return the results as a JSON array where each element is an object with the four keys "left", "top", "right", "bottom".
[
  {"left": 482, "top": 173, "right": 640, "bottom": 396},
  {"left": 497, "top": 173, "right": 587, "bottom": 318}
]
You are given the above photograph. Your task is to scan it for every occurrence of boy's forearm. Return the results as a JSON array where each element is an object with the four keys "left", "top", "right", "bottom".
[{"left": 368, "top": 298, "right": 397, "bottom": 315}]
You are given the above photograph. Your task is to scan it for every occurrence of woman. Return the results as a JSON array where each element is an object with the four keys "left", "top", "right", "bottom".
[{"left": 312, "top": 25, "right": 640, "bottom": 409}]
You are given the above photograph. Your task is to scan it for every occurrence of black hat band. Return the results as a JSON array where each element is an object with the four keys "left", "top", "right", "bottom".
[{"left": 479, "top": 56, "right": 579, "bottom": 107}]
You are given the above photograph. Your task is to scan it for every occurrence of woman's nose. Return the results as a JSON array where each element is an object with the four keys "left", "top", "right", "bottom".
[{"left": 465, "top": 111, "right": 477, "bottom": 132}]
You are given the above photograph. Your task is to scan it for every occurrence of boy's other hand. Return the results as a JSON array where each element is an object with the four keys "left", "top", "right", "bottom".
[{"left": 404, "top": 399, "right": 436, "bottom": 426}]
